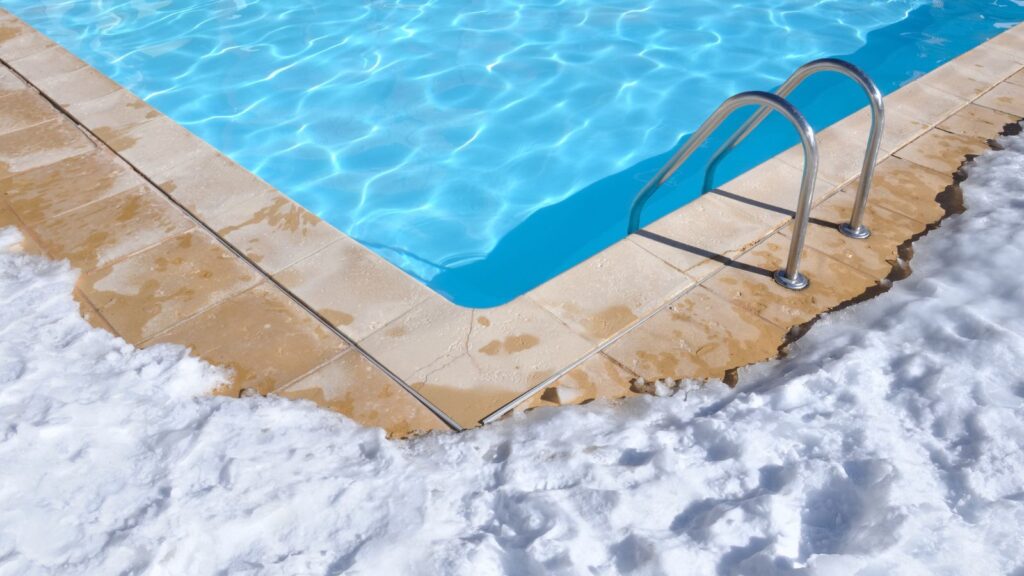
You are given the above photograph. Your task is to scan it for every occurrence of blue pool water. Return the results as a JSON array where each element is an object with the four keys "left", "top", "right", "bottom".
[{"left": 3, "top": 1, "right": 1022, "bottom": 306}]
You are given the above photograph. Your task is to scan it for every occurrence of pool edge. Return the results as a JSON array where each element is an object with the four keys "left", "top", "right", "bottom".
[{"left": 3, "top": 9, "right": 1023, "bottom": 433}]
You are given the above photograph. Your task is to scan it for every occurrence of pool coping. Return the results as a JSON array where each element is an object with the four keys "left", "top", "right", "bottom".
[{"left": 3, "top": 8, "right": 1023, "bottom": 434}]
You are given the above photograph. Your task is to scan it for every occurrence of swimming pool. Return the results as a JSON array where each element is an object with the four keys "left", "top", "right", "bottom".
[{"left": 3, "top": 1, "right": 1021, "bottom": 306}]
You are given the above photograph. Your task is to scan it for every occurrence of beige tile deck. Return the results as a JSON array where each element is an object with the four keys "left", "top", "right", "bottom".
[
  {"left": 147, "top": 282, "right": 347, "bottom": 397},
  {"left": 110, "top": 115, "right": 217, "bottom": 180},
  {"left": 517, "top": 353, "right": 636, "bottom": 412},
  {"left": 0, "top": 16, "right": 54, "bottom": 61},
  {"left": 32, "top": 64, "right": 121, "bottom": 109},
  {"left": 844, "top": 157, "right": 951, "bottom": 225},
  {"left": 3, "top": 10, "right": 1022, "bottom": 434},
  {"left": 780, "top": 188, "right": 927, "bottom": 279},
  {"left": 360, "top": 294, "right": 594, "bottom": 428},
  {"left": 274, "top": 235, "right": 431, "bottom": 341},
  {"left": 81, "top": 229, "right": 261, "bottom": 343},
  {"left": 74, "top": 289, "right": 117, "bottom": 335},
  {"left": 627, "top": 189, "right": 782, "bottom": 282},
  {"left": 0, "top": 66, "right": 25, "bottom": 97},
  {"left": 777, "top": 109, "right": 894, "bottom": 188},
  {"left": 975, "top": 81, "right": 1024, "bottom": 117},
  {"left": 894, "top": 128, "right": 991, "bottom": 175},
  {"left": 884, "top": 81, "right": 967, "bottom": 128},
  {"left": 700, "top": 233, "right": 878, "bottom": 329},
  {"left": 33, "top": 184, "right": 194, "bottom": 272},
  {"left": 938, "top": 103, "right": 1020, "bottom": 140},
  {"left": 278, "top": 350, "right": 448, "bottom": 437},
  {"left": 2, "top": 150, "right": 143, "bottom": 224},
  {"left": 9, "top": 44, "right": 85, "bottom": 85},
  {"left": 0, "top": 198, "right": 17, "bottom": 228},
  {"left": 211, "top": 192, "right": 341, "bottom": 275},
  {"left": 64, "top": 88, "right": 161, "bottom": 145},
  {"left": 923, "top": 43, "right": 1024, "bottom": 101},
  {"left": 154, "top": 148, "right": 279, "bottom": 224},
  {"left": 529, "top": 240, "right": 695, "bottom": 345},
  {"left": 0, "top": 118, "right": 96, "bottom": 178},
  {"left": 605, "top": 286, "right": 787, "bottom": 381},
  {"left": 0, "top": 89, "right": 58, "bottom": 133}
]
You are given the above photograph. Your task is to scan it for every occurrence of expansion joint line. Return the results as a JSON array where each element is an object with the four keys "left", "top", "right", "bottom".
[{"left": 2, "top": 60, "right": 464, "bottom": 433}]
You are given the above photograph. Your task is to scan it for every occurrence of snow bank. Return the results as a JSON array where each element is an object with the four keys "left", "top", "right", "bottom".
[{"left": 2, "top": 132, "right": 1024, "bottom": 575}]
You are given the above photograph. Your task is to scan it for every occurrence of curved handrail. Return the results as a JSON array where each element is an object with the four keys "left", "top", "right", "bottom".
[
  {"left": 627, "top": 91, "right": 818, "bottom": 290},
  {"left": 703, "top": 58, "right": 885, "bottom": 239}
]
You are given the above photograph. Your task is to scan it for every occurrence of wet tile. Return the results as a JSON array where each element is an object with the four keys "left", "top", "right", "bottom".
[
  {"left": 147, "top": 282, "right": 346, "bottom": 396},
  {"left": 9, "top": 44, "right": 86, "bottom": 85},
  {"left": 885, "top": 82, "right": 966, "bottom": 127},
  {"left": 629, "top": 190, "right": 781, "bottom": 283},
  {"left": 0, "top": 66, "right": 26, "bottom": 98},
  {"left": 73, "top": 289, "right": 117, "bottom": 335},
  {"left": 0, "top": 118, "right": 96, "bottom": 178},
  {"left": 711, "top": 156, "right": 836, "bottom": 220},
  {"left": 938, "top": 103, "right": 1019, "bottom": 140},
  {"left": 958, "top": 42, "right": 1024, "bottom": 78},
  {"left": 517, "top": 353, "right": 636, "bottom": 412},
  {"left": 529, "top": 240, "right": 694, "bottom": 344},
  {"left": 0, "top": 204, "right": 46, "bottom": 255},
  {"left": 0, "top": 17, "right": 55, "bottom": 61},
  {"left": 212, "top": 191, "right": 341, "bottom": 275},
  {"left": 361, "top": 294, "right": 594, "bottom": 429},
  {"left": 0, "top": 200, "right": 18, "bottom": 228},
  {"left": 878, "top": 108, "right": 931, "bottom": 154},
  {"left": 274, "top": 235, "right": 430, "bottom": 341},
  {"left": 986, "top": 25, "right": 1024, "bottom": 60},
  {"left": 923, "top": 45, "right": 1024, "bottom": 100},
  {"left": 605, "top": 286, "right": 786, "bottom": 381},
  {"left": 0, "top": 90, "right": 60, "bottom": 135},
  {"left": 155, "top": 149, "right": 278, "bottom": 223},
  {"left": 34, "top": 65, "right": 121, "bottom": 109},
  {"left": 975, "top": 81, "right": 1024, "bottom": 118},
  {"left": 65, "top": 89, "right": 161, "bottom": 144},
  {"left": 844, "top": 156, "right": 950, "bottom": 225},
  {"left": 111, "top": 115, "right": 216, "bottom": 180},
  {"left": 81, "top": 229, "right": 261, "bottom": 343},
  {"left": 894, "top": 129, "right": 990, "bottom": 176},
  {"left": 3, "top": 150, "right": 143, "bottom": 224},
  {"left": 33, "top": 185, "right": 194, "bottom": 272},
  {"left": 278, "top": 350, "right": 448, "bottom": 438},
  {"left": 777, "top": 108, "right": 892, "bottom": 188},
  {"left": 779, "top": 188, "right": 927, "bottom": 279},
  {"left": 701, "top": 233, "right": 878, "bottom": 329}
]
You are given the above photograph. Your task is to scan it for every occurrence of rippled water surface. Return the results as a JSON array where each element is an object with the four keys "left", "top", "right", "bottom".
[{"left": 4, "top": 1, "right": 1022, "bottom": 305}]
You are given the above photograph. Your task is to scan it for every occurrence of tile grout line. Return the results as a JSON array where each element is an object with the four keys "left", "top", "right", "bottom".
[{"left": 0, "top": 57, "right": 465, "bottom": 433}]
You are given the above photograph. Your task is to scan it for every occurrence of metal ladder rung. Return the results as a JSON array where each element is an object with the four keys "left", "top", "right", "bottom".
[{"left": 627, "top": 58, "right": 885, "bottom": 290}]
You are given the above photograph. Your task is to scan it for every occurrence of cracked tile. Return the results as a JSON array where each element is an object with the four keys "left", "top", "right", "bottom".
[{"left": 361, "top": 294, "right": 593, "bottom": 428}]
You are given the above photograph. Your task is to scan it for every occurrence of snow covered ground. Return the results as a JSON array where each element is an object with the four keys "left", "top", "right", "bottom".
[{"left": 2, "top": 130, "right": 1024, "bottom": 576}]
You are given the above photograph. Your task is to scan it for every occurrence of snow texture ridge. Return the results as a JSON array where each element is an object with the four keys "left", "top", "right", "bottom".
[{"left": 1, "top": 132, "right": 1024, "bottom": 574}]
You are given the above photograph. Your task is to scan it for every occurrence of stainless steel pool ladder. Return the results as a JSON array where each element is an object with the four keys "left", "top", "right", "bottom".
[{"left": 627, "top": 58, "right": 885, "bottom": 290}]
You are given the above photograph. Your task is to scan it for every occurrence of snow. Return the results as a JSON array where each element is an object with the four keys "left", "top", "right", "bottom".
[{"left": 2, "top": 131, "right": 1024, "bottom": 576}]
